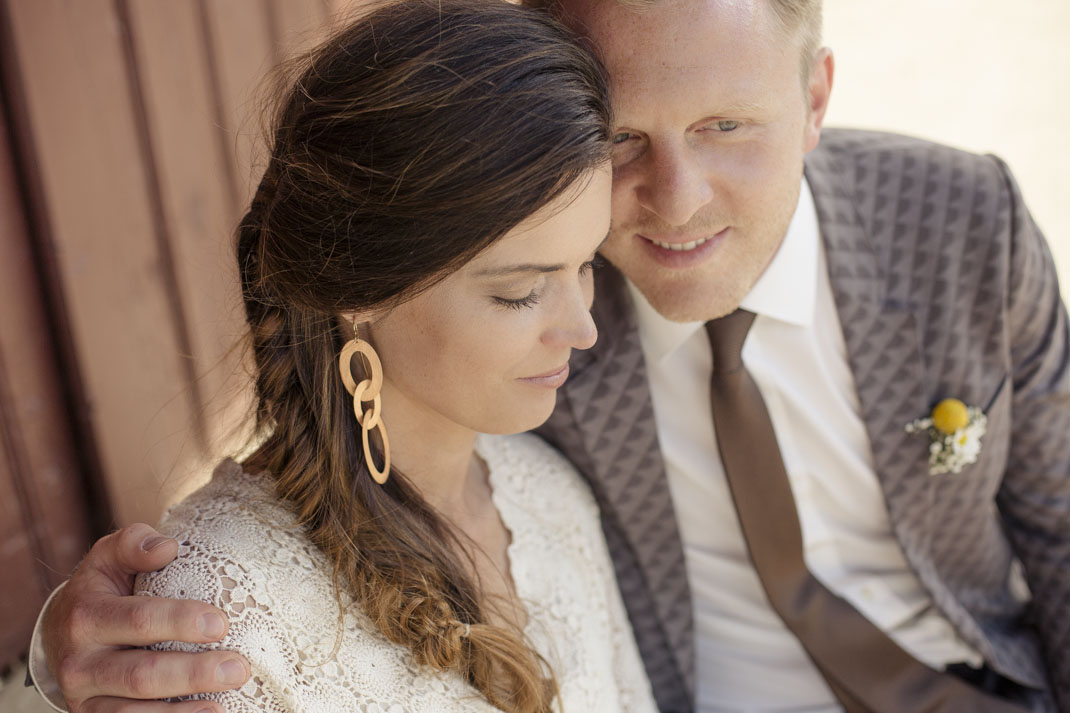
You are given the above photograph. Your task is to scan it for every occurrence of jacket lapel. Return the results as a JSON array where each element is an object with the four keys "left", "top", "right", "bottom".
[
  {"left": 806, "top": 142, "right": 938, "bottom": 566},
  {"left": 553, "top": 264, "right": 695, "bottom": 698},
  {"left": 553, "top": 136, "right": 956, "bottom": 703}
]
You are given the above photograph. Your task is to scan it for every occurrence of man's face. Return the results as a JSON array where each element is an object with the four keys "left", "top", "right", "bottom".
[{"left": 566, "top": 0, "right": 833, "bottom": 322}]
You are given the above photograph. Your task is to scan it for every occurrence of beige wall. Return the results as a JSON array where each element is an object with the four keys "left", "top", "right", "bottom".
[{"left": 823, "top": 0, "right": 1070, "bottom": 290}]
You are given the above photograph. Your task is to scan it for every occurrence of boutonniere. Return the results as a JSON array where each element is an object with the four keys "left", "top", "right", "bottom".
[{"left": 905, "top": 398, "right": 988, "bottom": 475}]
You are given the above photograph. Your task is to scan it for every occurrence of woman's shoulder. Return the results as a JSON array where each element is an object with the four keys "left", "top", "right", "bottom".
[
  {"left": 153, "top": 460, "right": 308, "bottom": 563},
  {"left": 136, "top": 463, "right": 474, "bottom": 710},
  {"left": 158, "top": 458, "right": 281, "bottom": 524},
  {"left": 135, "top": 461, "right": 502, "bottom": 712},
  {"left": 136, "top": 459, "right": 328, "bottom": 614}
]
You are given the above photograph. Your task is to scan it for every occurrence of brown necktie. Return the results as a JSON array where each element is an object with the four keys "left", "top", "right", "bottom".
[{"left": 705, "top": 309, "right": 1027, "bottom": 713}]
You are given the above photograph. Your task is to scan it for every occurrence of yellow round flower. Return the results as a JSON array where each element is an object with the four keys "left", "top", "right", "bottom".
[{"left": 932, "top": 398, "right": 969, "bottom": 434}]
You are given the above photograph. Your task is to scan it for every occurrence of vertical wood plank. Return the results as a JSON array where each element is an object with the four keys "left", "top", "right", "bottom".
[
  {"left": 0, "top": 104, "right": 92, "bottom": 578},
  {"left": 326, "top": 0, "right": 371, "bottom": 22},
  {"left": 0, "top": 127, "right": 58, "bottom": 670},
  {"left": 0, "top": 403, "right": 43, "bottom": 671},
  {"left": 200, "top": 0, "right": 276, "bottom": 212},
  {"left": 0, "top": 85, "right": 93, "bottom": 669},
  {"left": 268, "top": 0, "right": 332, "bottom": 60},
  {"left": 123, "top": 0, "right": 251, "bottom": 461},
  {"left": 3, "top": 0, "right": 202, "bottom": 524}
]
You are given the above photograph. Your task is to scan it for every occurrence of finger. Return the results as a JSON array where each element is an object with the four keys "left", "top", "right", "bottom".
[
  {"left": 70, "top": 594, "right": 230, "bottom": 647},
  {"left": 69, "top": 525, "right": 180, "bottom": 599},
  {"left": 93, "top": 524, "right": 183, "bottom": 589},
  {"left": 80, "top": 648, "right": 250, "bottom": 701},
  {"left": 81, "top": 695, "right": 227, "bottom": 713}
]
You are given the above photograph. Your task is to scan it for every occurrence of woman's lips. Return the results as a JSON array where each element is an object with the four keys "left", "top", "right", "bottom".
[{"left": 518, "top": 363, "right": 570, "bottom": 388}]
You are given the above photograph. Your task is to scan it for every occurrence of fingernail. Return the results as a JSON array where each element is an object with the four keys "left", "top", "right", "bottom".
[
  {"left": 198, "top": 612, "right": 226, "bottom": 639},
  {"left": 216, "top": 658, "right": 247, "bottom": 686},
  {"left": 140, "top": 535, "right": 172, "bottom": 552}
]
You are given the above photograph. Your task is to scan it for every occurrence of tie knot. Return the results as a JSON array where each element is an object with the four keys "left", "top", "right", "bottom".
[{"left": 705, "top": 309, "right": 756, "bottom": 374}]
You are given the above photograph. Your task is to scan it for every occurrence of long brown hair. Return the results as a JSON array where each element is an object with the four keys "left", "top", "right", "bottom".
[{"left": 235, "top": 1, "right": 611, "bottom": 710}]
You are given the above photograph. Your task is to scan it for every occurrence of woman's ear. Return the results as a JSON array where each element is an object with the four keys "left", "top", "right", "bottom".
[
  {"left": 335, "top": 314, "right": 359, "bottom": 338},
  {"left": 338, "top": 311, "right": 383, "bottom": 344}
]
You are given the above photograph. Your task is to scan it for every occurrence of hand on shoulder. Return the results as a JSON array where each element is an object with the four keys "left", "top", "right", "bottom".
[{"left": 40, "top": 523, "right": 249, "bottom": 713}]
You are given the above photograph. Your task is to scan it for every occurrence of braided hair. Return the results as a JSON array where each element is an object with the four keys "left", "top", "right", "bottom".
[{"left": 234, "top": 1, "right": 611, "bottom": 709}]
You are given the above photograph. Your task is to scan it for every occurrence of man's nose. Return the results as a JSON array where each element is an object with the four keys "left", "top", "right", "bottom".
[{"left": 636, "top": 143, "right": 714, "bottom": 226}]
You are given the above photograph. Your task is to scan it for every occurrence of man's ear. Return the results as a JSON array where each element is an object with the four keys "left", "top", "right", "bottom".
[{"left": 804, "top": 47, "right": 834, "bottom": 153}]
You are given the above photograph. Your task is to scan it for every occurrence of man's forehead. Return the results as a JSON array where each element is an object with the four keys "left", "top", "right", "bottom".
[
  {"left": 562, "top": 0, "right": 781, "bottom": 58},
  {"left": 560, "top": 0, "right": 768, "bottom": 32},
  {"left": 566, "top": 0, "right": 783, "bottom": 81}
]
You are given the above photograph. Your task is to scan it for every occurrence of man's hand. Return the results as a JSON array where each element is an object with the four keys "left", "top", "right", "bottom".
[{"left": 43, "top": 523, "right": 250, "bottom": 713}]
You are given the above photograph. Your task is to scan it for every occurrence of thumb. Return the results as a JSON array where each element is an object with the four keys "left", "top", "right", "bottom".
[{"left": 80, "top": 523, "right": 180, "bottom": 596}]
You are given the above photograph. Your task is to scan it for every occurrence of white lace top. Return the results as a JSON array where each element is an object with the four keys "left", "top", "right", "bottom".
[{"left": 135, "top": 433, "right": 658, "bottom": 713}]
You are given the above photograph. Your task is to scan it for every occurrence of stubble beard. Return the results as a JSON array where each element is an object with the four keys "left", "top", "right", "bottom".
[{"left": 607, "top": 215, "right": 763, "bottom": 323}]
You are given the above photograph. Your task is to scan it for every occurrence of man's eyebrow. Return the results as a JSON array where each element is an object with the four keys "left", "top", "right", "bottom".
[
  {"left": 711, "top": 101, "right": 767, "bottom": 115},
  {"left": 474, "top": 230, "right": 610, "bottom": 278}
]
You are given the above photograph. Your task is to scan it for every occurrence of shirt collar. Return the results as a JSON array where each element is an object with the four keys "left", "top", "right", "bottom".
[{"left": 627, "top": 178, "right": 820, "bottom": 365}]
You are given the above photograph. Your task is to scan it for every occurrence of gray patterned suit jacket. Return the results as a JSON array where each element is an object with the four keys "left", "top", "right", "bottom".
[{"left": 536, "top": 129, "right": 1070, "bottom": 713}]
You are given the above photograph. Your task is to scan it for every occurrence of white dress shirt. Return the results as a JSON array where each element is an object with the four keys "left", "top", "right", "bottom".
[{"left": 628, "top": 180, "right": 983, "bottom": 713}]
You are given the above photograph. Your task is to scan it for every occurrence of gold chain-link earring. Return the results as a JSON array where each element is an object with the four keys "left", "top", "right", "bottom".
[{"left": 338, "top": 324, "right": 390, "bottom": 483}]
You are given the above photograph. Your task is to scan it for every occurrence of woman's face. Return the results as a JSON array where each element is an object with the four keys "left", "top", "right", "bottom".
[{"left": 366, "top": 166, "right": 612, "bottom": 440}]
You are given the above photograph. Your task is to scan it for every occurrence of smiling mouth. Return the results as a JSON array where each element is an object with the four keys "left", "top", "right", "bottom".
[{"left": 646, "top": 235, "right": 715, "bottom": 251}]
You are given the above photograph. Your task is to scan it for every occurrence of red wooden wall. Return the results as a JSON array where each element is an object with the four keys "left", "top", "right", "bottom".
[{"left": 0, "top": 0, "right": 353, "bottom": 673}]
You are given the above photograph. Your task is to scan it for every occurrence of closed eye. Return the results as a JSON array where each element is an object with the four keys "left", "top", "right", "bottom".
[
  {"left": 580, "top": 255, "right": 605, "bottom": 276},
  {"left": 493, "top": 291, "right": 540, "bottom": 310}
]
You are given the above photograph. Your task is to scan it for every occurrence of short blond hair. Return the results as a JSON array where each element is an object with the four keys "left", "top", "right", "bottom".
[
  {"left": 765, "top": 0, "right": 824, "bottom": 78},
  {"left": 532, "top": 0, "right": 823, "bottom": 84}
]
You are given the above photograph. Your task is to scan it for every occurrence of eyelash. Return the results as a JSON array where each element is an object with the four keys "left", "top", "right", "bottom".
[
  {"left": 493, "top": 257, "right": 603, "bottom": 310},
  {"left": 494, "top": 292, "right": 541, "bottom": 310},
  {"left": 581, "top": 255, "right": 605, "bottom": 274}
]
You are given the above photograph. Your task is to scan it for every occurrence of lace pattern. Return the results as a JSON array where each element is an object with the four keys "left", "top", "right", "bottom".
[{"left": 135, "top": 433, "right": 658, "bottom": 712}]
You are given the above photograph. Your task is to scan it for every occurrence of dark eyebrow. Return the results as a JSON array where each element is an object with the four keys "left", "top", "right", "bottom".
[
  {"left": 474, "top": 230, "right": 610, "bottom": 278},
  {"left": 474, "top": 263, "right": 564, "bottom": 278}
]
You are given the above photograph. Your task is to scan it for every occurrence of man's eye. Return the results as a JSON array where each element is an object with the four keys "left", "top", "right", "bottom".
[
  {"left": 611, "top": 132, "right": 634, "bottom": 144},
  {"left": 714, "top": 120, "right": 740, "bottom": 132}
]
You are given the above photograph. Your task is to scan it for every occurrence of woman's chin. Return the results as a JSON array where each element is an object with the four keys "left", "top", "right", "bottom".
[{"left": 477, "top": 399, "right": 557, "bottom": 436}]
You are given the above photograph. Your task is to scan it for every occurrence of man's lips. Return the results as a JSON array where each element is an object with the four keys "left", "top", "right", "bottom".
[
  {"left": 640, "top": 227, "right": 729, "bottom": 250},
  {"left": 518, "top": 363, "right": 570, "bottom": 388},
  {"left": 645, "top": 234, "right": 717, "bottom": 251},
  {"left": 638, "top": 228, "right": 729, "bottom": 266}
]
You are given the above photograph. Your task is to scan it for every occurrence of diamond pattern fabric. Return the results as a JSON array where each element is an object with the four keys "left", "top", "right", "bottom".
[{"left": 538, "top": 129, "right": 1068, "bottom": 713}]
